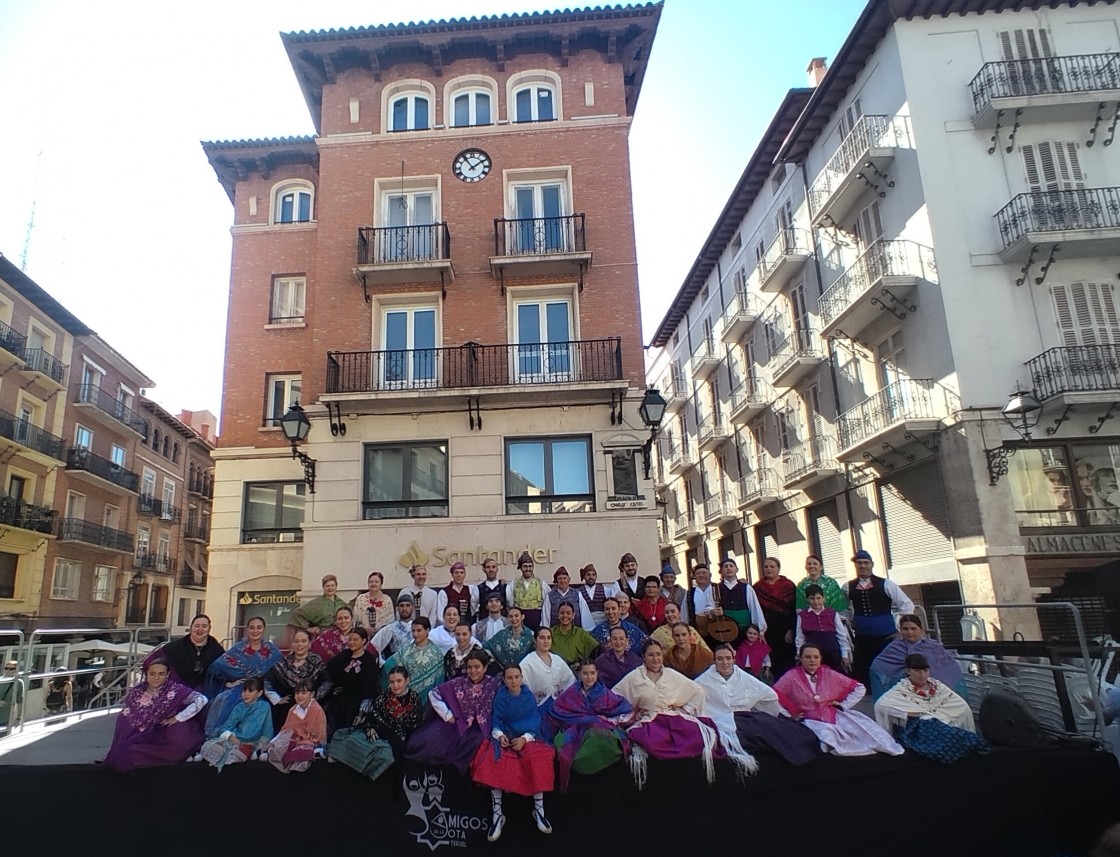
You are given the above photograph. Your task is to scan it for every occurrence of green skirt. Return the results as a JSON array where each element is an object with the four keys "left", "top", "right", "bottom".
[{"left": 328, "top": 728, "right": 396, "bottom": 782}]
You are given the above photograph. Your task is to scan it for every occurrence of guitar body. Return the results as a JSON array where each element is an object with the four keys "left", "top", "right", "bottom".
[{"left": 708, "top": 617, "right": 739, "bottom": 643}]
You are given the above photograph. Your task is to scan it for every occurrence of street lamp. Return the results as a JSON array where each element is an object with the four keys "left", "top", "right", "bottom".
[
  {"left": 638, "top": 387, "right": 668, "bottom": 480},
  {"left": 279, "top": 403, "right": 317, "bottom": 494},
  {"left": 1000, "top": 386, "right": 1042, "bottom": 441}
]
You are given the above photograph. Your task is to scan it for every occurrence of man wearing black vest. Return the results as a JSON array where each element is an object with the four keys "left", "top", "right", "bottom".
[
  {"left": 846, "top": 549, "right": 914, "bottom": 687},
  {"left": 475, "top": 557, "right": 507, "bottom": 615},
  {"left": 436, "top": 561, "right": 479, "bottom": 625},
  {"left": 615, "top": 552, "right": 643, "bottom": 599}
]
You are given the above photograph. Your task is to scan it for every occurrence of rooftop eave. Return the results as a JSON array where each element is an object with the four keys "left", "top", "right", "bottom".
[{"left": 200, "top": 137, "right": 319, "bottom": 203}]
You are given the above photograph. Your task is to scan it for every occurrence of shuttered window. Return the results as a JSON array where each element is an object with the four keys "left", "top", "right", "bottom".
[
  {"left": 839, "top": 96, "right": 863, "bottom": 138},
  {"left": 1051, "top": 282, "right": 1120, "bottom": 346},
  {"left": 809, "top": 500, "right": 846, "bottom": 576},
  {"left": 756, "top": 520, "right": 779, "bottom": 562},
  {"left": 854, "top": 200, "right": 884, "bottom": 247},
  {"left": 1021, "top": 142, "right": 1084, "bottom": 193},
  {"left": 878, "top": 461, "right": 953, "bottom": 569},
  {"left": 998, "top": 28, "right": 1053, "bottom": 61}
]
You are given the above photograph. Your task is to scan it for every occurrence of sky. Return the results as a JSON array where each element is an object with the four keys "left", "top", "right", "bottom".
[{"left": 0, "top": 0, "right": 865, "bottom": 425}]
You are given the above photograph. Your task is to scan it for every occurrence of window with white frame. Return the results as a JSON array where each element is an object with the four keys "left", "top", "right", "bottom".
[
  {"left": 103, "top": 505, "right": 120, "bottom": 531},
  {"left": 270, "top": 276, "right": 306, "bottom": 324},
  {"left": 92, "top": 565, "right": 114, "bottom": 602},
  {"left": 513, "top": 83, "right": 557, "bottom": 122},
  {"left": 75, "top": 424, "right": 93, "bottom": 450},
  {"left": 507, "top": 175, "right": 572, "bottom": 254},
  {"left": 513, "top": 297, "right": 574, "bottom": 382},
  {"left": 157, "top": 533, "right": 171, "bottom": 572},
  {"left": 137, "top": 524, "right": 151, "bottom": 558},
  {"left": 65, "top": 491, "right": 86, "bottom": 520},
  {"left": 452, "top": 89, "right": 492, "bottom": 127},
  {"left": 272, "top": 181, "right": 314, "bottom": 224},
  {"left": 110, "top": 444, "right": 126, "bottom": 467},
  {"left": 79, "top": 361, "right": 103, "bottom": 400},
  {"left": 51, "top": 559, "right": 80, "bottom": 600},
  {"left": 265, "top": 374, "right": 302, "bottom": 427},
  {"left": 162, "top": 480, "right": 176, "bottom": 521},
  {"left": 381, "top": 306, "right": 438, "bottom": 390},
  {"left": 377, "top": 180, "right": 440, "bottom": 262},
  {"left": 389, "top": 92, "right": 431, "bottom": 131}
]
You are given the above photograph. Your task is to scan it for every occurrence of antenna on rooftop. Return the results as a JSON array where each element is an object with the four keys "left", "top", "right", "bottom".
[{"left": 21, "top": 150, "right": 44, "bottom": 271}]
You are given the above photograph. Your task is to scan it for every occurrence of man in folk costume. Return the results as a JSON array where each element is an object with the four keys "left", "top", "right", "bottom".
[
  {"left": 506, "top": 552, "right": 548, "bottom": 631},
  {"left": 575, "top": 564, "right": 614, "bottom": 626},
  {"left": 615, "top": 552, "right": 643, "bottom": 599},
  {"left": 436, "top": 561, "right": 479, "bottom": 626},
  {"left": 715, "top": 557, "right": 766, "bottom": 647},
  {"left": 474, "top": 592, "right": 510, "bottom": 644},
  {"left": 541, "top": 567, "right": 594, "bottom": 630},
  {"left": 846, "top": 550, "right": 914, "bottom": 687},
  {"left": 404, "top": 564, "right": 441, "bottom": 627},
  {"left": 686, "top": 562, "right": 717, "bottom": 643},
  {"left": 372, "top": 592, "right": 418, "bottom": 663},
  {"left": 659, "top": 566, "right": 688, "bottom": 619},
  {"left": 475, "top": 557, "right": 508, "bottom": 615}
]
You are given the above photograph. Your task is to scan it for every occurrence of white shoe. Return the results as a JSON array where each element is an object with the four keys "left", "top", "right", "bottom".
[
  {"left": 532, "top": 809, "right": 552, "bottom": 834},
  {"left": 487, "top": 814, "right": 505, "bottom": 842}
]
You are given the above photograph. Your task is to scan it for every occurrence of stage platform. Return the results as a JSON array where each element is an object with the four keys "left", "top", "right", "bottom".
[{"left": 2, "top": 740, "right": 1118, "bottom": 857}]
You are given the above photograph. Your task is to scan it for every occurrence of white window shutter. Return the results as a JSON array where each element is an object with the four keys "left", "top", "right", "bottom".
[
  {"left": 1053, "top": 283, "right": 1120, "bottom": 346},
  {"left": 1021, "top": 144, "right": 1041, "bottom": 191},
  {"left": 1000, "top": 29, "right": 1053, "bottom": 60},
  {"left": 857, "top": 200, "right": 884, "bottom": 245}
]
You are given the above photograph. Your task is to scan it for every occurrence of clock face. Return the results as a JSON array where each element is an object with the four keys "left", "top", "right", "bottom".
[{"left": 453, "top": 149, "right": 492, "bottom": 183}]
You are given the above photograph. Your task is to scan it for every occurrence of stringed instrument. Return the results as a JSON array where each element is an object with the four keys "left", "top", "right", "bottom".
[{"left": 708, "top": 578, "right": 740, "bottom": 643}]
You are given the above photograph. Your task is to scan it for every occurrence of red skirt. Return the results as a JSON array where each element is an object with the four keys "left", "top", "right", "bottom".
[{"left": 470, "top": 737, "right": 555, "bottom": 796}]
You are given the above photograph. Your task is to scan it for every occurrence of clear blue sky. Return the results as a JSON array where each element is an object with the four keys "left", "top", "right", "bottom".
[{"left": 0, "top": 0, "right": 865, "bottom": 423}]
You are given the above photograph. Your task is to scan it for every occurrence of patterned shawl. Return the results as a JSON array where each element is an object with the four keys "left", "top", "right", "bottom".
[
  {"left": 548, "top": 681, "right": 633, "bottom": 789},
  {"left": 269, "top": 653, "right": 327, "bottom": 699},
  {"left": 384, "top": 642, "right": 444, "bottom": 703},
  {"left": 735, "top": 636, "right": 772, "bottom": 677},
  {"left": 310, "top": 628, "right": 377, "bottom": 661},
  {"left": 774, "top": 665, "right": 859, "bottom": 725},
  {"left": 278, "top": 699, "right": 327, "bottom": 745},
  {"left": 204, "top": 639, "right": 283, "bottom": 698},
  {"left": 437, "top": 674, "right": 500, "bottom": 736},
  {"left": 871, "top": 637, "right": 963, "bottom": 691},
  {"left": 119, "top": 678, "right": 197, "bottom": 732},
  {"left": 665, "top": 644, "right": 714, "bottom": 680},
  {"left": 590, "top": 620, "right": 647, "bottom": 655},
  {"left": 795, "top": 574, "right": 850, "bottom": 611},
  {"left": 483, "top": 625, "right": 535, "bottom": 667},
  {"left": 364, "top": 689, "right": 426, "bottom": 746}
]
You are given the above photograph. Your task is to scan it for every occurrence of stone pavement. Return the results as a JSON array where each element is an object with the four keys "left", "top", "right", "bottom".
[{"left": 0, "top": 710, "right": 115, "bottom": 765}]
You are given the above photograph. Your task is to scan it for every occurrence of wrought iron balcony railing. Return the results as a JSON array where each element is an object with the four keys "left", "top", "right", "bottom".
[
  {"left": 357, "top": 223, "right": 451, "bottom": 265},
  {"left": 184, "top": 518, "right": 210, "bottom": 541},
  {"left": 1028, "top": 344, "right": 1120, "bottom": 400},
  {"left": 720, "top": 288, "right": 764, "bottom": 340},
  {"left": 0, "top": 407, "right": 65, "bottom": 460},
  {"left": 782, "top": 434, "right": 839, "bottom": 485},
  {"left": 57, "top": 518, "right": 134, "bottom": 552},
  {"left": 0, "top": 319, "right": 26, "bottom": 358},
  {"left": 75, "top": 384, "right": 148, "bottom": 434},
  {"left": 697, "top": 414, "right": 731, "bottom": 447},
  {"left": 66, "top": 447, "right": 141, "bottom": 492},
  {"left": 969, "top": 53, "right": 1120, "bottom": 114},
  {"left": 0, "top": 496, "right": 55, "bottom": 534},
  {"left": 138, "top": 495, "right": 181, "bottom": 523},
  {"left": 665, "top": 441, "right": 696, "bottom": 472},
  {"left": 808, "top": 115, "right": 911, "bottom": 216},
  {"left": 493, "top": 214, "right": 586, "bottom": 257},
  {"left": 22, "top": 348, "right": 67, "bottom": 385},
  {"left": 658, "top": 364, "right": 688, "bottom": 409},
  {"left": 326, "top": 338, "right": 622, "bottom": 393},
  {"left": 134, "top": 552, "right": 177, "bottom": 575},
  {"left": 995, "top": 187, "right": 1120, "bottom": 249},
  {"left": 730, "top": 377, "right": 772, "bottom": 417},
  {"left": 738, "top": 469, "right": 781, "bottom": 507},
  {"left": 819, "top": 240, "right": 936, "bottom": 327},
  {"left": 768, "top": 327, "right": 823, "bottom": 379},
  {"left": 178, "top": 567, "right": 208, "bottom": 588},
  {"left": 758, "top": 228, "right": 813, "bottom": 283},
  {"left": 703, "top": 490, "right": 735, "bottom": 523},
  {"left": 673, "top": 512, "right": 700, "bottom": 540},
  {"left": 837, "top": 379, "right": 939, "bottom": 450}
]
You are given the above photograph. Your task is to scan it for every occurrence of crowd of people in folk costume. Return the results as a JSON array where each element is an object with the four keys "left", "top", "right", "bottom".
[{"left": 103, "top": 549, "right": 987, "bottom": 841}]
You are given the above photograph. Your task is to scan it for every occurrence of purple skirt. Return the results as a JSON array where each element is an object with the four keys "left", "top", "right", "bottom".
[
  {"left": 404, "top": 718, "right": 486, "bottom": 777},
  {"left": 627, "top": 713, "right": 725, "bottom": 762},
  {"left": 104, "top": 717, "right": 204, "bottom": 772}
]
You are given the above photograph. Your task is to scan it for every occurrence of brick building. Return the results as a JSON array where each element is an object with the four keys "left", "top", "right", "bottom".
[{"left": 202, "top": 5, "right": 663, "bottom": 637}]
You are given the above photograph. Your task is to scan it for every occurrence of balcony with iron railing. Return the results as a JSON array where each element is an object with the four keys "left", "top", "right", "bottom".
[
  {"left": 781, "top": 434, "right": 842, "bottom": 489},
  {"left": 660, "top": 365, "right": 689, "bottom": 414},
  {"left": 57, "top": 518, "right": 134, "bottom": 553},
  {"left": 757, "top": 228, "right": 814, "bottom": 293},
  {"left": 0, "top": 496, "right": 56, "bottom": 535},
  {"left": 808, "top": 115, "right": 911, "bottom": 226},
  {"left": 665, "top": 440, "right": 697, "bottom": 474},
  {"left": 995, "top": 187, "right": 1120, "bottom": 262},
  {"left": 719, "top": 288, "right": 765, "bottom": 343},
  {"left": 689, "top": 337, "right": 721, "bottom": 382},
  {"left": 729, "top": 377, "right": 773, "bottom": 423},
  {"left": 657, "top": 519, "right": 673, "bottom": 549},
  {"left": 768, "top": 327, "right": 825, "bottom": 389},
  {"left": 356, "top": 223, "right": 453, "bottom": 288},
  {"left": 134, "top": 552, "right": 177, "bottom": 576},
  {"left": 178, "top": 567, "right": 208, "bottom": 588},
  {"left": 836, "top": 379, "right": 945, "bottom": 460},
  {"left": 969, "top": 53, "right": 1120, "bottom": 128},
  {"left": 0, "top": 319, "right": 26, "bottom": 366},
  {"left": 490, "top": 214, "right": 591, "bottom": 283},
  {"left": 703, "top": 489, "right": 737, "bottom": 525},
  {"left": 325, "top": 338, "right": 623, "bottom": 403},
  {"left": 66, "top": 447, "right": 141, "bottom": 493},
  {"left": 137, "top": 494, "right": 181, "bottom": 524},
  {"left": 74, "top": 384, "right": 148, "bottom": 436},
  {"left": 0, "top": 407, "right": 65, "bottom": 463},
  {"left": 19, "top": 347, "right": 67, "bottom": 390},
  {"left": 1028, "top": 344, "right": 1120, "bottom": 404},
  {"left": 184, "top": 518, "right": 211, "bottom": 542},
  {"left": 818, "top": 240, "right": 936, "bottom": 337},
  {"left": 738, "top": 469, "right": 782, "bottom": 511},
  {"left": 697, "top": 414, "right": 732, "bottom": 451},
  {"left": 673, "top": 511, "right": 702, "bottom": 540},
  {"left": 188, "top": 476, "right": 212, "bottom": 498}
]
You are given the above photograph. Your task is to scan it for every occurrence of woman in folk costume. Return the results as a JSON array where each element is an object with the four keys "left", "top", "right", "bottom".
[
  {"left": 546, "top": 660, "right": 635, "bottom": 790},
  {"left": 773, "top": 643, "right": 903, "bottom": 757},
  {"left": 353, "top": 570, "right": 396, "bottom": 636},
  {"left": 203, "top": 617, "right": 283, "bottom": 738},
  {"left": 266, "top": 680, "right": 327, "bottom": 773},
  {"left": 264, "top": 628, "right": 329, "bottom": 733},
  {"left": 406, "top": 650, "right": 500, "bottom": 775},
  {"left": 630, "top": 576, "right": 670, "bottom": 635},
  {"left": 735, "top": 624, "right": 772, "bottom": 681},
  {"left": 103, "top": 658, "right": 206, "bottom": 772},
  {"left": 329, "top": 665, "right": 425, "bottom": 782},
  {"left": 470, "top": 663, "right": 557, "bottom": 842},
  {"left": 519, "top": 627, "right": 576, "bottom": 729},
  {"left": 381, "top": 618, "right": 443, "bottom": 706},
  {"left": 484, "top": 606, "right": 536, "bottom": 668},
  {"left": 549, "top": 601, "right": 599, "bottom": 670},
  {"left": 613, "top": 639, "right": 738, "bottom": 787},
  {"left": 869, "top": 613, "right": 964, "bottom": 700},
  {"left": 507, "top": 552, "right": 549, "bottom": 630},
  {"left": 794, "top": 554, "right": 850, "bottom": 612},
  {"left": 311, "top": 606, "right": 377, "bottom": 661},
  {"left": 324, "top": 627, "right": 381, "bottom": 735},
  {"left": 794, "top": 584, "right": 851, "bottom": 674},
  {"left": 696, "top": 645, "right": 821, "bottom": 768},
  {"left": 874, "top": 653, "right": 988, "bottom": 763},
  {"left": 199, "top": 676, "right": 274, "bottom": 770},
  {"left": 664, "top": 622, "right": 714, "bottom": 679}
]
